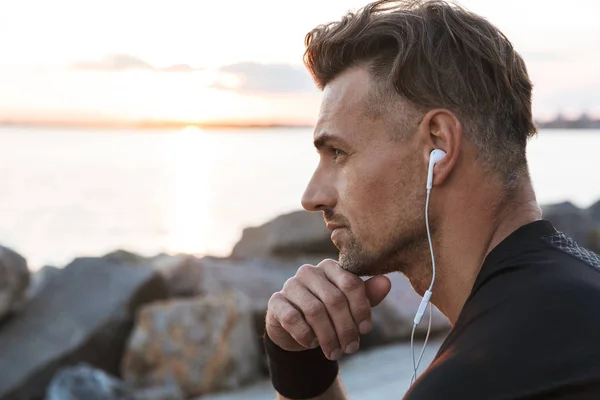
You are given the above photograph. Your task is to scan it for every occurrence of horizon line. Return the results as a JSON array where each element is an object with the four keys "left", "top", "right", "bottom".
[
  {"left": 0, "top": 119, "right": 315, "bottom": 130},
  {"left": 1, "top": 113, "right": 600, "bottom": 131}
]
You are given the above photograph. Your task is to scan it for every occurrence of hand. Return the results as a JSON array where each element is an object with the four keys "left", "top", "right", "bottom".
[{"left": 265, "top": 259, "right": 392, "bottom": 361}]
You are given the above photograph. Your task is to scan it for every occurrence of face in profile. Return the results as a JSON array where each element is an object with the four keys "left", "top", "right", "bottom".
[{"left": 301, "top": 66, "right": 429, "bottom": 277}]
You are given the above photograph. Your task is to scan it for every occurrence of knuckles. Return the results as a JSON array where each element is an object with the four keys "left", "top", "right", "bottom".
[
  {"left": 296, "top": 264, "right": 318, "bottom": 280},
  {"left": 280, "top": 306, "right": 302, "bottom": 327},
  {"left": 281, "top": 276, "right": 296, "bottom": 293},
  {"left": 323, "top": 290, "right": 346, "bottom": 309},
  {"left": 337, "top": 274, "right": 362, "bottom": 293},
  {"left": 317, "top": 258, "right": 338, "bottom": 270},
  {"left": 268, "top": 291, "right": 285, "bottom": 306},
  {"left": 303, "top": 300, "right": 326, "bottom": 320}
]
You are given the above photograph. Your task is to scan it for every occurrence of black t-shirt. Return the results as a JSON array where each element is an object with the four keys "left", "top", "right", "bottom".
[{"left": 404, "top": 220, "right": 600, "bottom": 399}]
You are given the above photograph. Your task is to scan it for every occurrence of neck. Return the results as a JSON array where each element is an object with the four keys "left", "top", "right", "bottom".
[{"left": 417, "top": 175, "right": 542, "bottom": 325}]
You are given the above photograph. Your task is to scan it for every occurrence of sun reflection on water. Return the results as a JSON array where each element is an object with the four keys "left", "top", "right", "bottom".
[{"left": 165, "top": 126, "right": 220, "bottom": 256}]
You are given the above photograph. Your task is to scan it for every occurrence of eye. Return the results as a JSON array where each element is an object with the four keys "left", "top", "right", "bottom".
[{"left": 332, "top": 148, "right": 347, "bottom": 160}]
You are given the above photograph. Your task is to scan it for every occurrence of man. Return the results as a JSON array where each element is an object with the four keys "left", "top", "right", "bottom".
[{"left": 263, "top": 0, "right": 600, "bottom": 399}]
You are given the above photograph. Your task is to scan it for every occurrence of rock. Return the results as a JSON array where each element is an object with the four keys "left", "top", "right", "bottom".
[
  {"left": 201, "top": 258, "right": 319, "bottom": 334},
  {"left": 46, "top": 363, "right": 134, "bottom": 400},
  {"left": 122, "top": 291, "right": 260, "bottom": 397},
  {"left": 101, "top": 251, "right": 205, "bottom": 299},
  {"left": 0, "top": 258, "right": 169, "bottom": 400},
  {"left": 103, "top": 249, "right": 148, "bottom": 265},
  {"left": 541, "top": 201, "right": 592, "bottom": 244},
  {"left": 26, "top": 265, "right": 61, "bottom": 301},
  {"left": 148, "top": 254, "right": 204, "bottom": 298},
  {"left": 0, "top": 245, "right": 30, "bottom": 321},
  {"left": 231, "top": 210, "right": 338, "bottom": 259},
  {"left": 198, "top": 256, "right": 311, "bottom": 374},
  {"left": 362, "top": 273, "right": 450, "bottom": 348},
  {"left": 200, "top": 257, "right": 299, "bottom": 319},
  {"left": 589, "top": 199, "right": 600, "bottom": 223}
]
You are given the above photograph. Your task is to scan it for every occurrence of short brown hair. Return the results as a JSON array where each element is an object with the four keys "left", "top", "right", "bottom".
[{"left": 304, "top": 0, "right": 537, "bottom": 183}]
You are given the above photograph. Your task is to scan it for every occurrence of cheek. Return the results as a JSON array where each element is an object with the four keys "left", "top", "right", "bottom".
[
  {"left": 341, "top": 158, "right": 406, "bottom": 239},
  {"left": 346, "top": 154, "right": 405, "bottom": 207}
]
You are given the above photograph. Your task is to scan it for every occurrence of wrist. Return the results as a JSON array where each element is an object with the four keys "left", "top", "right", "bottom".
[{"left": 264, "top": 332, "right": 339, "bottom": 399}]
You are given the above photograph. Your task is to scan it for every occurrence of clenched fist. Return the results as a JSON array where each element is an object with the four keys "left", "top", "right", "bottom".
[{"left": 265, "top": 259, "right": 392, "bottom": 361}]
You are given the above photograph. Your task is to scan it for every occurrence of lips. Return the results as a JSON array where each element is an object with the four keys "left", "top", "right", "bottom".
[
  {"left": 330, "top": 227, "right": 346, "bottom": 246},
  {"left": 325, "top": 223, "right": 345, "bottom": 231}
]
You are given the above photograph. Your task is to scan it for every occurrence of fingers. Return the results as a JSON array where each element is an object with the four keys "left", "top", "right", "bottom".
[
  {"left": 364, "top": 275, "right": 392, "bottom": 307},
  {"left": 266, "top": 260, "right": 390, "bottom": 362},
  {"left": 320, "top": 261, "right": 373, "bottom": 335},
  {"left": 267, "top": 292, "right": 317, "bottom": 351},
  {"left": 282, "top": 275, "right": 343, "bottom": 360}
]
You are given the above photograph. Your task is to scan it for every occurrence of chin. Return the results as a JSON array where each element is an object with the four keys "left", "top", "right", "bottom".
[
  {"left": 338, "top": 249, "right": 395, "bottom": 277},
  {"left": 339, "top": 237, "right": 428, "bottom": 278}
]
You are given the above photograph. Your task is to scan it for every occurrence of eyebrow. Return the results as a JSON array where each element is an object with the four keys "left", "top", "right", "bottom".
[{"left": 313, "top": 133, "right": 350, "bottom": 151}]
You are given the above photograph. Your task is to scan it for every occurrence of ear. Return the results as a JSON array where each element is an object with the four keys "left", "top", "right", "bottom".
[{"left": 417, "top": 109, "right": 462, "bottom": 188}]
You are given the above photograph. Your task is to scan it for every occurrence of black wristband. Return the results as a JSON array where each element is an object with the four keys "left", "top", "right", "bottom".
[{"left": 264, "top": 332, "right": 339, "bottom": 399}]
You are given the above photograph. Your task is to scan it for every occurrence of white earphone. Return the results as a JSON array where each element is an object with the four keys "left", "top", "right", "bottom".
[
  {"left": 409, "top": 148, "right": 447, "bottom": 387},
  {"left": 426, "top": 149, "right": 447, "bottom": 190}
]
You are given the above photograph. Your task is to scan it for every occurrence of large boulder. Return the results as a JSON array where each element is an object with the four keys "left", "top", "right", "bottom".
[
  {"left": 231, "top": 210, "right": 338, "bottom": 259},
  {"left": 0, "top": 258, "right": 169, "bottom": 400},
  {"left": 198, "top": 256, "right": 313, "bottom": 374},
  {"left": 199, "top": 256, "right": 305, "bottom": 319},
  {"left": 589, "top": 199, "right": 600, "bottom": 223},
  {"left": 147, "top": 253, "right": 205, "bottom": 298},
  {"left": 100, "top": 250, "right": 205, "bottom": 298},
  {"left": 0, "top": 245, "right": 30, "bottom": 321},
  {"left": 26, "top": 265, "right": 61, "bottom": 301},
  {"left": 122, "top": 291, "right": 260, "bottom": 397},
  {"left": 102, "top": 250, "right": 148, "bottom": 265}
]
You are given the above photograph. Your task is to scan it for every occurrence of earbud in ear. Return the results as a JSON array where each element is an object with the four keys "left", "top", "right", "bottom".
[{"left": 426, "top": 149, "right": 447, "bottom": 190}]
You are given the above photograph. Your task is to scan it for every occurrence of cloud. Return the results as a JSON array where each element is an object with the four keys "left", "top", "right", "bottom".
[
  {"left": 71, "top": 54, "right": 154, "bottom": 71},
  {"left": 162, "top": 64, "right": 197, "bottom": 72},
  {"left": 71, "top": 54, "right": 200, "bottom": 72},
  {"left": 210, "top": 62, "right": 317, "bottom": 94}
]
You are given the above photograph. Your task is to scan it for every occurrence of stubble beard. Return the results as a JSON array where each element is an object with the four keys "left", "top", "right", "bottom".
[{"left": 337, "top": 220, "right": 431, "bottom": 280}]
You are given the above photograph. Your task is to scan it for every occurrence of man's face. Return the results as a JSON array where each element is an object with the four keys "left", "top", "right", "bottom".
[{"left": 301, "top": 66, "right": 429, "bottom": 277}]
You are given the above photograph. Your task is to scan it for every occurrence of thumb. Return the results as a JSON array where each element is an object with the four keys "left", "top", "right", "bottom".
[{"left": 364, "top": 275, "right": 392, "bottom": 307}]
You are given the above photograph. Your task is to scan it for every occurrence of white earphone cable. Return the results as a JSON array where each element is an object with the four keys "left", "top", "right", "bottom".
[
  {"left": 409, "top": 187, "right": 436, "bottom": 387},
  {"left": 410, "top": 302, "right": 432, "bottom": 385},
  {"left": 425, "top": 188, "right": 436, "bottom": 292}
]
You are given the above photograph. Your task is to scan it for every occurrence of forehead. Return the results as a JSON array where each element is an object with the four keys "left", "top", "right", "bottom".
[
  {"left": 319, "top": 67, "right": 373, "bottom": 118},
  {"left": 314, "top": 66, "right": 379, "bottom": 143}
]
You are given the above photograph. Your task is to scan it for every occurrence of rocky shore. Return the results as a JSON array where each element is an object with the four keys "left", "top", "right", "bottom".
[{"left": 0, "top": 200, "right": 598, "bottom": 400}]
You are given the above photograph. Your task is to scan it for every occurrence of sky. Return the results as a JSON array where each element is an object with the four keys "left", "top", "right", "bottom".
[{"left": 0, "top": 0, "right": 599, "bottom": 125}]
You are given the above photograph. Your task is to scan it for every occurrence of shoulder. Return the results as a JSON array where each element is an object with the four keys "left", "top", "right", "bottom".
[
  {"left": 473, "top": 231, "right": 600, "bottom": 325},
  {"left": 404, "top": 236, "right": 600, "bottom": 399}
]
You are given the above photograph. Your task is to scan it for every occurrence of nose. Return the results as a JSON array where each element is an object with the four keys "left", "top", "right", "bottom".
[{"left": 301, "top": 168, "right": 337, "bottom": 212}]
